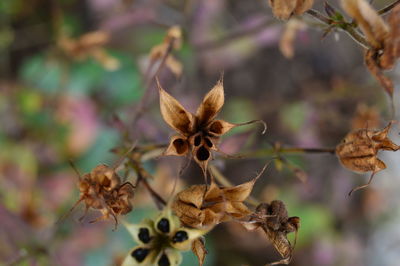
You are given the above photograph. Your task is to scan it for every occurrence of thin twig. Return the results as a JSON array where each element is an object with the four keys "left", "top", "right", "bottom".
[
  {"left": 239, "top": 146, "right": 336, "bottom": 158},
  {"left": 378, "top": 0, "right": 400, "bottom": 15},
  {"left": 305, "top": 9, "right": 370, "bottom": 49}
]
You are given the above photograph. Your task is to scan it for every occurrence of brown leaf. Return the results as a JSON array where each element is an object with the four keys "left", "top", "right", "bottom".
[
  {"left": 192, "top": 237, "right": 207, "bottom": 266},
  {"left": 196, "top": 78, "right": 225, "bottom": 126},
  {"left": 364, "top": 49, "right": 394, "bottom": 98},
  {"left": 341, "top": 0, "right": 389, "bottom": 49},
  {"left": 158, "top": 79, "right": 194, "bottom": 136}
]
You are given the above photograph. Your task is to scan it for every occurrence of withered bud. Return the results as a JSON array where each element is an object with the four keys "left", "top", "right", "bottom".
[
  {"left": 268, "top": 0, "right": 314, "bottom": 20},
  {"left": 243, "top": 200, "right": 300, "bottom": 265}
]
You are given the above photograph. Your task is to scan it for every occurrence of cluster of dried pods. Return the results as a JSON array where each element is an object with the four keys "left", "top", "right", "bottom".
[{"left": 62, "top": 1, "right": 400, "bottom": 265}]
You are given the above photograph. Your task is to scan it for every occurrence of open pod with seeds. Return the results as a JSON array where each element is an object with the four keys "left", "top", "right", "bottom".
[
  {"left": 341, "top": 0, "right": 400, "bottom": 98},
  {"left": 268, "top": 0, "right": 314, "bottom": 20},
  {"left": 242, "top": 200, "right": 300, "bottom": 266},
  {"left": 172, "top": 165, "right": 267, "bottom": 229},
  {"left": 122, "top": 208, "right": 209, "bottom": 266},
  {"left": 67, "top": 163, "right": 135, "bottom": 229},
  {"left": 336, "top": 122, "right": 399, "bottom": 194},
  {"left": 158, "top": 77, "right": 266, "bottom": 176}
]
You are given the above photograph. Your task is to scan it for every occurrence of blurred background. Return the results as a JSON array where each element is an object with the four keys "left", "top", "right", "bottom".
[{"left": 1, "top": 0, "right": 400, "bottom": 265}]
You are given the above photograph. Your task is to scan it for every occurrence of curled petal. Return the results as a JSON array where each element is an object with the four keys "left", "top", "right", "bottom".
[
  {"left": 158, "top": 79, "right": 194, "bottom": 136},
  {"left": 176, "top": 185, "right": 206, "bottom": 208},
  {"left": 172, "top": 200, "right": 206, "bottom": 227},
  {"left": 341, "top": 0, "right": 389, "bottom": 49},
  {"left": 196, "top": 78, "right": 224, "bottom": 125},
  {"left": 164, "top": 136, "right": 189, "bottom": 156},
  {"left": 364, "top": 50, "right": 394, "bottom": 98}
]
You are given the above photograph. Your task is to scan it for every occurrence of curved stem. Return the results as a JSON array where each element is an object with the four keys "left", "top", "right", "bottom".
[{"left": 378, "top": 0, "right": 400, "bottom": 15}]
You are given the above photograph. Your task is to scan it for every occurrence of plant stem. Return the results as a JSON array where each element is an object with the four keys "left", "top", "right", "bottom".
[
  {"left": 378, "top": 0, "right": 400, "bottom": 15},
  {"left": 305, "top": 9, "right": 370, "bottom": 49},
  {"left": 239, "top": 146, "right": 336, "bottom": 158}
]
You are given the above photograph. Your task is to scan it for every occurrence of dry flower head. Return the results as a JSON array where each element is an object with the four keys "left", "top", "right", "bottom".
[
  {"left": 243, "top": 200, "right": 300, "bottom": 266},
  {"left": 268, "top": 0, "right": 314, "bottom": 20},
  {"left": 158, "top": 77, "right": 266, "bottom": 176},
  {"left": 342, "top": 0, "right": 400, "bottom": 98},
  {"left": 58, "top": 31, "right": 120, "bottom": 71},
  {"left": 66, "top": 162, "right": 135, "bottom": 229},
  {"left": 336, "top": 122, "right": 399, "bottom": 194},
  {"left": 172, "top": 165, "right": 267, "bottom": 229}
]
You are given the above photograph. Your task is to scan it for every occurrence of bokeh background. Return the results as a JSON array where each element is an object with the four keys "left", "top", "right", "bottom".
[{"left": 1, "top": 0, "right": 400, "bottom": 265}]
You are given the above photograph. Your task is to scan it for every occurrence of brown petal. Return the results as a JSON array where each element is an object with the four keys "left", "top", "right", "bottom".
[
  {"left": 269, "top": 0, "right": 297, "bottom": 20},
  {"left": 176, "top": 185, "right": 206, "bottom": 208},
  {"left": 341, "top": 0, "right": 389, "bottom": 49},
  {"left": 380, "top": 4, "right": 400, "bottom": 69},
  {"left": 158, "top": 78, "right": 194, "bottom": 136},
  {"left": 192, "top": 238, "right": 207, "bottom": 266},
  {"left": 172, "top": 200, "right": 205, "bottom": 228},
  {"left": 196, "top": 78, "right": 224, "bottom": 125},
  {"left": 165, "top": 56, "right": 183, "bottom": 78},
  {"left": 293, "top": 0, "right": 314, "bottom": 15},
  {"left": 279, "top": 18, "right": 306, "bottom": 59},
  {"left": 164, "top": 136, "right": 190, "bottom": 156},
  {"left": 364, "top": 49, "right": 394, "bottom": 98}
]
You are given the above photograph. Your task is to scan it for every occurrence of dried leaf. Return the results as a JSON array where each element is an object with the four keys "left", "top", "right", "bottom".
[
  {"left": 341, "top": 0, "right": 389, "bottom": 49},
  {"left": 158, "top": 79, "right": 194, "bottom": 136},
  {"left": 192, "top": 237, "right": 207, "bottom": 266},
  {"left": 196, "top": 78, "right": 225, "bottom": 125},
  {"left": 364, "top": 49, "right": 394, "bottom": 97}
]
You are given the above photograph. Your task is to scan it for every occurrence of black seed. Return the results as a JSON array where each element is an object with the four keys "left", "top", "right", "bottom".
[
  {"left": 131, "top": 248, "right": 150, "bottom": 262},
  {"left": 196, "top": 146, "right": 210, "bottom": 161},
  {"left": 194, "top": 135, "right": 201, "bottom": 146},
  {"left": 138, "top": 228, "right": 152, "bottom": 244},
  {"left": 157, "top": 218, "right": 170, "bottom": 233},
  {"left": 158, "top": 253, "right": 170, "bottom": 266},
  {"left": 172, "top": 230, "right": 189, "bottom": 243}
]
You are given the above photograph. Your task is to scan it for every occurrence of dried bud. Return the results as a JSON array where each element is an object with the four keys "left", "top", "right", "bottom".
[
  {"left": 243, "top": 200, "right": 300, "bottom": 265},
  {"left": 158, "top": 77, "right": 266, "bottom": 176},
  {"left": 336, "top": 122, "right": 399, "bottom": 194},
  {"left": 268, "top": 0, "right": 314, "bottom": 20}
]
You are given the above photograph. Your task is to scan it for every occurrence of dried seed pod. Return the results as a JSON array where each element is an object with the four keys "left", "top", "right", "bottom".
[
  {"left": 172, "top": 164, "right": 267, "bottom": 229},
  {"left": 65, "top": 161, "right": 135, "bottom": 229},
  {"left": 268, "top": 0, "right": 314, "bottom": 20},
  {"left": 336, "top": 122, "right": 399, "bottom": 194},
  {"left": 122, "top": 208, "right": 209, "bottom": 266},
  {"left": 158, "top": 77, "right": 266, "bottom": 176},
  {"left": 243, "top": 200, "right": 300, "bottom": 266}
]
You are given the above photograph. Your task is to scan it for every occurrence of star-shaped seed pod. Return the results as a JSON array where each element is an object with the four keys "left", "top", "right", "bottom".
[
  {"left": 341, "top": 0, "right": 400, "bottom": 98},
  {"left": 122, "top": 208, "right": 209, "bottom": 266},
  {"left": 158, "top": 77, "right": 266, "bottom": 175},
  {"left": 243, "top": 200, "right": 300, "bottom": 266},
  {"left": 268, "top": 0, "right": 314, "bottom": 20},
  {"left": 67, "top": 163, "right": 135, "bottom": 229},
  {"left": 172, "top": 165, "right": 266, "bottom": 229},
  {"left": 336, "top": 122, "right": 399, "bottom": 195}
]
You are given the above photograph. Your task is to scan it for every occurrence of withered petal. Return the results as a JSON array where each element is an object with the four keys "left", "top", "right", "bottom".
[
  {"left": 191, "top": 237, "right": 207, "bottom": 266},
  {"left": 364, "top": 50, "right": 394, "bottom": 98},
  {"left": 176, "top": 185, "right": 206, "bottom": 208},
  {"left": 158, "top": 79, "right": 194, "bottom": 136},
  {"left": 196, "top": 78, "right": 224, "bottom": 126}
]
